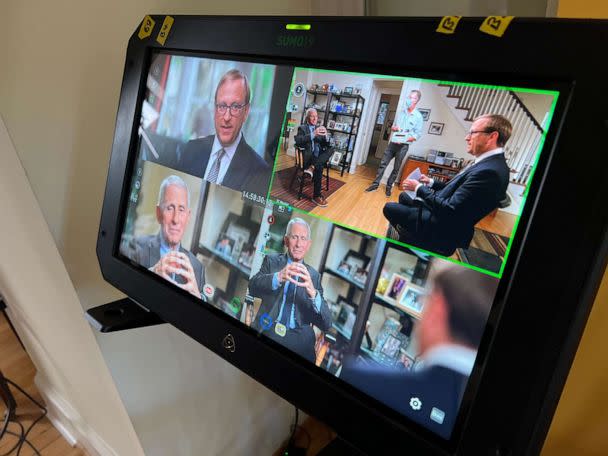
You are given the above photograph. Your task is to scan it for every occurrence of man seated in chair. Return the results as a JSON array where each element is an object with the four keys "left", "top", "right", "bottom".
[
  {"left": 249, "top": 218, "right": 332, "bottom": 363},
  {"left": 383, "top": 114, "right": 512, "bottom": 256},
  {"left": 294, "top": 108, "right": 332, "bottom": 207}
]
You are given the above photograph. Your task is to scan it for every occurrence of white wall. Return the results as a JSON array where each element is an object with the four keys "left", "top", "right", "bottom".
[
  {"left": 0, "top": 2, "right": 325, "bottom": 456},
  {"left": 286, "top": 69, "right": 375, "bottom": 173},
  {"left": 0, "top": 117, "right": 145, "bottom": 455},
  {"left": 367, "top": 0, "right": 551, "bottom": 16},
  {"left": 407, "top": 82, "right": 469, "bottom": 161},
  {"left": 515, "top": 91, "right": 556, "bottom": 127}
]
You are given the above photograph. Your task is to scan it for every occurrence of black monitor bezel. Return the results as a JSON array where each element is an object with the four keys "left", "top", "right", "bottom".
[{"left": 97, "top": 16, "right": 608, "bottom": 456}]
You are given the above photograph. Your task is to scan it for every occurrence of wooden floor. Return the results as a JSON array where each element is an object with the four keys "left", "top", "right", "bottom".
[
  {"left": 272, "top": 416, "right": 335, "bottom": 456},
  {"left": 273, "top": 150, "right": 516, "bottom": 239},
  {"left": 0, "top": 312, "right": 87, "bottom": 456}
]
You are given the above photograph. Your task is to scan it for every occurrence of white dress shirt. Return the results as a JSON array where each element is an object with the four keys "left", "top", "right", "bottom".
[
  {"left": 415, "top": 343, "right": 477, "bottom": 376},
  {"left": 203, "top": 132, "right": 242, "bottom": 185}
]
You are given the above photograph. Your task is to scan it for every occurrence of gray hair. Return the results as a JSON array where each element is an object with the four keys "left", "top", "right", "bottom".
[
  {"left": 157, "top": 175, "right": 190, "bottom": 208},
  {"left": 304, "top": 108, "right": 318, "bottom": 123},
  {"left": 285, "top": 217, "right": 311, "bottom": 239}
]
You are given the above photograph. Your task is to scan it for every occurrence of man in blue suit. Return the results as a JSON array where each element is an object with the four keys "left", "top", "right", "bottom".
[
  {"left": 340, "top": 266, "right": 497, "bottom": 439},
  {"left": 249, "top": 217, "right": 332, "bottom": 363},
  {"left": 383, "top": 114, "right": 512, "bottom": 256},
  {"left": 177, "top": 69, "right": 271, "bottom": 196}
]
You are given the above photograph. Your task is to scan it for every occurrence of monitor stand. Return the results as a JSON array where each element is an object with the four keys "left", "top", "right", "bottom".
[
  {"left": 317, "top": 436, "right": 367, "bottom": 455},
  {"left": 85, "top": 298, "right": 165, "bottom": 333}
]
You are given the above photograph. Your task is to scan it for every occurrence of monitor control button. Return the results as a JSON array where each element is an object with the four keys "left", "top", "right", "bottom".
[
  {"left": 409, "top": 397, "right": 422, "bottom": 411},
  {"left": 222, "top": 333, "right": 236, "bottom": 352}
]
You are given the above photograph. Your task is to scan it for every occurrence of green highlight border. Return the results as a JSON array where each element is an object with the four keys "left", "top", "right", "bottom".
[
  {"left": 268, "top": 196, "right": 501, "bottom": 279},
  {"left": 267, "top": 66, "right": 560, "bottom": 279}
]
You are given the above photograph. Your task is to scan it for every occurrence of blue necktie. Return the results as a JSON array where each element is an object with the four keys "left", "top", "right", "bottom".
[
  {"left": 279, "top": 281, "right": 294, "bottom": 327},
  {"left": 310, "top": 126, "right": 319, "bottom": 157}
]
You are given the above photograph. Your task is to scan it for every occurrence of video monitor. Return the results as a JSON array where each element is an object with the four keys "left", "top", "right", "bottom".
[{"left": 97, "top": 16, "right": 608, "bottom": 456}]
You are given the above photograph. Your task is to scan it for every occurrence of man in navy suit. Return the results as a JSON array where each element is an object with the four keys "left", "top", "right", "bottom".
[
  {"left": 383, "top": 114, "right": 512, "bottom": 256},
  {"left": 294, "top": 108, "right": 332, "bottom": 207},
  {"left": 125, "top": 175, "right": 205, "bottom": 299},
  {"left": 249, "top": 217, "right": 332, "bottom": 363},
  {"left": 177, "top": 69, "right": 271, "bottom": 196},
  {"left": 340, "top": 266, "right": 497, "bottom": 439}
]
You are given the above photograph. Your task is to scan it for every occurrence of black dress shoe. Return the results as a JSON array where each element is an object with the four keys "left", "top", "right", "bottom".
[
  {"left": 365, "top": 185, "right": 378, "bottom": 192},
  {"left": 385, "top": 186, "right": 392, "bottom": 197}
]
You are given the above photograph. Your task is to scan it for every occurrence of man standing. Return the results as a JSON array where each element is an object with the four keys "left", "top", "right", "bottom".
[
  {"left": 341, "top": 266, "right": 496, "bottom": 439},
  {"left": 294, "top": 108, "right": 332, "bottom": 207},
  {"left": 129, "top": 175, "right": 205, "bottom": 299},
  {"left": 383, "top": 114, "right": 511, "bottom": 256},
  {"left": 178, "top": 69, "right": 271, "bottom": 196},
  {"left": 366, "top": 90, "right": 423, "bottom": 196},
  {"left": 249, "top": 217, "right": 332, "bottom": 363}
]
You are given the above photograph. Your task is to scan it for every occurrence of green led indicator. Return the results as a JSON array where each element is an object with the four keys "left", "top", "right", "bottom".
[{"left": 286, "top": 24, "right": 311, "bottom": 31}]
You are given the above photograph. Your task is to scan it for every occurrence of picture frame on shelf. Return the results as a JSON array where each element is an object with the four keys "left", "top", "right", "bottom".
[
  {"left": 428, "top": 122, "right": 445, "bottom": 135},
  {"left": 343, "top": 86, "right": 353, "bottom": 95},
  {"left": 343, "top": 250, "right": 370, "bottom": 274},
  {"left": 353, "top": 267, "right": 368, "bottom": 285},
  {"left": 336, "top": 299, "right": 356, "bottom": 337},
  {"left": 398, "top": 284, "right": 426, "bottom": 317},
  {"left": 380, "top": 334, "right": 402, "bottom": 358},
  {"left": 334, "top": 122, "right": 344, "bottom": 131},
  {"left": 226, "top": 222, "right": 251, "bottom": 260},
  {"left": 330, "top": 151, "right": 343, "bottom": 166},
  {"left": 215, "top": 233, "right": 235, "bottom": 258},
  {"left": 418, "top": 108, "right": 431, "bottom": 121},
  {"left": 237, "top": 243, "right": 255, "bottom": 270},
  {"left": 337, "top": 260, "right": 351, "bottom": 275},
  {"left": 374, "top": 316, "right": 401, "bottom": 355},
  {"left": 329, "top": 294, "right": 349, "bottom": 320},
  {"left": 328, "top": 119, "right": 336, "bottom": 129},
  {"left": 384, "top": 273, "right": 408, "bottom": 302},
  {"left": 399, "top": 350, "right": 415, "bottom": 370}
]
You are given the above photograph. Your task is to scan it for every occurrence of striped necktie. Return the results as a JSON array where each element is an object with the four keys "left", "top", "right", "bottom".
[{"left": 207, "top": 148, "right": 225, "bottom": 184}]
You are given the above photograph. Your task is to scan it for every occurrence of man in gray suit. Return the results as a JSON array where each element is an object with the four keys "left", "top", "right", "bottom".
[
  {"left": 130, "top": 175, "right": 205, "bottom": 299},
  {"left": 249, "top": 217, "right": 332, "bottom": 363}
]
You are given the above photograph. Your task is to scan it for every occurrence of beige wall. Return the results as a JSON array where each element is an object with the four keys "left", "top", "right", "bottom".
[
  {"left": 2, "top": 1, "right": 606, "bottom": 454},
  {"left": 367, "top": 0, "right": 551, "bottom": 16},
  {"left": 0, "top": 2, "right": 314, "bottom": 456}
]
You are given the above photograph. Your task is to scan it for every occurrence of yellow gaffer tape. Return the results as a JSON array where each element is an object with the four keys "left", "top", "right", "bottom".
[
  {"left": 156, "top": 16, "right": 175, "bottom": 46},
  {"left": 436, "top": 16, "right": 462, "bottom": 35},
  {"left": 480, "top": 16, "right": 515, "bottom": 37},
  {"left": 138, "top": 15, "right": 155, "bottom": 40}
]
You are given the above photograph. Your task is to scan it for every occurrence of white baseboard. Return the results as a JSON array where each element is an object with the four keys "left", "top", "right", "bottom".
[{"left": 35, "top": 373, "right": 119, "bottom": 456}]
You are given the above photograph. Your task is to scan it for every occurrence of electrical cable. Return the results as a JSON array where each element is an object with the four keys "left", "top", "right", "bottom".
[
  {"left": 0, "top": 406, "right": 9, "bottom": 441},
  {"left": 287, "top": 406, "right": 299, "bottom": 448},
  {"left": 0, "top": 421, "right": 25, "bottom": 456},
  {"left": 4, "top": 430, "right": 40, "bottom": 456},
  {"left": 0, "top": 378, "right": 47, "bottom": 456},
  {"left": 285, "top": 406, "right": 313, "bottom": 454}
]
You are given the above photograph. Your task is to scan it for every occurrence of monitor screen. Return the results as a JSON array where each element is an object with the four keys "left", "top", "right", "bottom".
[{"left": 116, "top": 49, "right": 560, "bottom": 441}]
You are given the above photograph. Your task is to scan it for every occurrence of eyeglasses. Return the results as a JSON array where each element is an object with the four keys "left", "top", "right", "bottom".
[
  {"left": 466, "top": 129, "right": 495, "bottom": 138},
  {"left": 215, "top": 103, "right": 249, "bottom": 116}
]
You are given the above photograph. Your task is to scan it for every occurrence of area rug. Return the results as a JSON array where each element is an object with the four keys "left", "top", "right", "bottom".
[
  {"left": 385, "top": 223, "right": 509, "bottom": 273},
  {"left": 270, "top": 167, "right": 346, "bottom": 212}
]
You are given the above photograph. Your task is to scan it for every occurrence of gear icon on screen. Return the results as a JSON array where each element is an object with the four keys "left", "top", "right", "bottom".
[{"left": 409, "top": 397, "right": 422, "bottom": 411}]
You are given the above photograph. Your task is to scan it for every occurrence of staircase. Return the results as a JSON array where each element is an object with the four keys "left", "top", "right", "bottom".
[{"left": 439, "top": 84, "right": 545, "bottom": 187}]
